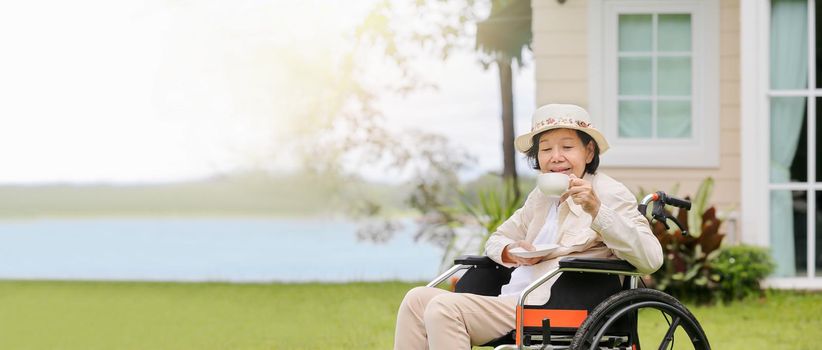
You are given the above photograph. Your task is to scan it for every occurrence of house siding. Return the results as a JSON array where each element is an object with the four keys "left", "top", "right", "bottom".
[{"left": 531, "top": 0, "right": 741, "bottom": 228}]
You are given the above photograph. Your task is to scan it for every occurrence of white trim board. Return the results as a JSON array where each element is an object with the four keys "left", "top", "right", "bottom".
[
  {"left": 739, "top": 0, "right": 770, "bottom": 248},
  {"left": 764, "top": 277, "right": 822, "bottom": 290}
]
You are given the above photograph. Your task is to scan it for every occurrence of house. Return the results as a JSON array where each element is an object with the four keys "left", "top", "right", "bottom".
[{"left": 530, "top": 0, "right": 820, "bottom": 288}]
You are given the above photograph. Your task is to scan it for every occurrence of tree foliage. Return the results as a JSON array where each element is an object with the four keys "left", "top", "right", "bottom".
[{"left": 296, "top": 0, "right": 534, "bottom": 249}]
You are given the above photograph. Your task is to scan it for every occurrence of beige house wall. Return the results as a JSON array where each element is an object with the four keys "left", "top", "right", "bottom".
[{"left": 531, "top": 0, "right": 742, "bottom": 225}]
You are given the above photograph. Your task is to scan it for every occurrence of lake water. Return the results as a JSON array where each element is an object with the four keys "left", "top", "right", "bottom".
[{"left": 0, "top": 218, "right": 444, "bottom": 283}]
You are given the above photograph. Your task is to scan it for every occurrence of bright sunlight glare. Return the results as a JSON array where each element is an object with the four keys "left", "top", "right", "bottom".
[{"left": 0, "top": 0, "right": 534, "bottom": 184}]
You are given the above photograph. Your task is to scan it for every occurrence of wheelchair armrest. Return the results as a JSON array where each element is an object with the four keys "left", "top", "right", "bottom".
[
  {"left": 454, "top": 255, "right": 501, "bottom": 267},
  {"left": 558, "top": 257, "right": 637, "bottom": 272}
]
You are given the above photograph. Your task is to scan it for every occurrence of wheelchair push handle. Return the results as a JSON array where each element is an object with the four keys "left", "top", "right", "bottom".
[
  {"left": 638, "top": 191, "right": 691, "bottom": 236},
  {"left": 663, "top": 194, "right": 691, "bottom": 210}
]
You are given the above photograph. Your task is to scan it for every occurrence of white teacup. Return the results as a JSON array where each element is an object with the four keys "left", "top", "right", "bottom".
[{"left": 537, "top": 172, "right": 570, "bottom": 197}]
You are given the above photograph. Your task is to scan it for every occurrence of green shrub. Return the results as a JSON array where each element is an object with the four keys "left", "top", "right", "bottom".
[
  {"left": 409, "top": 177, "right": 526, "bottom": 271},
  {"left": 711, "top": 245, "right": 775, "bottom": 302},
  {"left": 647, "top": 178, "right": 725, "bottom": 303},
  {"left": 455, "top": 178, "right": 525, "bottom": 253},
  {"left": 644, "top": 177, "right": 775, "bottom": 304}
]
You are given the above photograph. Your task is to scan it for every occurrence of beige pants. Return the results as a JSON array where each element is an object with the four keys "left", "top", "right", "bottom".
[{"left": 393, "top": 286, "right": 518, "bottom": 349}]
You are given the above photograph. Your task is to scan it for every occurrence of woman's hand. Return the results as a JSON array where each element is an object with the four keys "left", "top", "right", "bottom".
[
  {"left": 561, "top": 175, "right": 601, "bottom": 218},
  {"left": 501, "top": 241, "right": 543, "bottom": 266}
]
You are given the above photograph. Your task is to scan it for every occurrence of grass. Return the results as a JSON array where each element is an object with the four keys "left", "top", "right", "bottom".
[
  {"left": 685, "top": 290, "right": 822, "bottom": 349},
  {"left": 0, "top": 280, "right": 409, "bottom": 349},
  {"left": 0, "top": 280, "right": 819, "bottom": 349},
  {"left": 632, "top": 290, "right": 822, "bottom": 349}
]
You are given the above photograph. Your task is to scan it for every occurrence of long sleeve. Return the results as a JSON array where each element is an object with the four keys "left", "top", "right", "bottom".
[{"left": 590, "top": 182, "right": 663, "bottom": 274}]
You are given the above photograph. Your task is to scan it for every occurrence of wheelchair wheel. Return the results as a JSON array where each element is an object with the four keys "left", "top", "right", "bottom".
[{"left": 569, "top": 288, "right": 710, "bottom": 350}]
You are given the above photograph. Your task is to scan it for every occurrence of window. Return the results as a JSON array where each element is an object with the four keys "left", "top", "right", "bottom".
[
  {"left": 618, "top": 14, "right": 692, "bottom": 139},
  {"left": 767, "top": 0, "right": 822, "bottom": 278},
  {"left": 741, "top": 0, "right": 822, "bottom": 287},
  {"left": 589, "top": 0, "right": 719, "bottom": 167}
]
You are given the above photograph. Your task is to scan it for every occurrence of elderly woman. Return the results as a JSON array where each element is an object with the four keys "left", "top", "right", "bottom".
[{"left": 393, "top": 104, "right": 663, "bottom": 349}]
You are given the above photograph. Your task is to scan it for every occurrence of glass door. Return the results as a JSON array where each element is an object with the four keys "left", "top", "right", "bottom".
[{"left": 768, "top": 0, "right": 822, "bottom": 277}]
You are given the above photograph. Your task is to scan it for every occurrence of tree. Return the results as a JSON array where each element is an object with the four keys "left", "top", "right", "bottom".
[
  {"left": 293, "top": 0, "right": 534, "bottom": 249},
  {"left": 475, "top": 0, "right": 532, "bottom": 198},
  {"left": 356, "top": 0, "right": 532, "bottom": 198}
]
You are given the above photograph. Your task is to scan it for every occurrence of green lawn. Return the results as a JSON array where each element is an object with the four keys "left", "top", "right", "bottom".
[
  {"left": 0, "top": 280, "right": 819, "bottom": 349},
  {"left": 632, "top": 291, "right": 822, "bottom": 350}
]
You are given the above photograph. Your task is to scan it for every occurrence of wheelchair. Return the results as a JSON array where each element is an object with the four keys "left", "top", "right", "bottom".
[{"left": 425, "top": 192, "right": 710, "bottom": 350}]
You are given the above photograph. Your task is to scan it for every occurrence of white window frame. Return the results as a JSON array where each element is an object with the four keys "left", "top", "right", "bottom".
[
  {"left": 588, "top": 0, "right": 719, "bottom": 168},
  {"left": 742, "top": 0, "right": 822, "bottom": 287}
]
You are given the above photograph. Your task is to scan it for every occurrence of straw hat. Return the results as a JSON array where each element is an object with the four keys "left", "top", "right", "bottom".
[{"left": 514, "top": 104, "right": 609, "bottom": 154}]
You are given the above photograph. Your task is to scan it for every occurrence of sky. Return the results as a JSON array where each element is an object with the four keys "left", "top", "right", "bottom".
[{"left": 0, "top": 0, "right": 535, "bottom": 184}]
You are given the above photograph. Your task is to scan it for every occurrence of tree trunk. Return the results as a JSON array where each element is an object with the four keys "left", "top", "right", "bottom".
[{"left": 497, "top": 59, "right": 519, "bottom": 198}]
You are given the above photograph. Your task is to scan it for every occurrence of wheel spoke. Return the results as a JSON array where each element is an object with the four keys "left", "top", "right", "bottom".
[
  {"left": 569, "top": 289, "right": 710, "bottom": 350},
  {"left": 658, "top": 315, "right": 681, "bottom": 350}
]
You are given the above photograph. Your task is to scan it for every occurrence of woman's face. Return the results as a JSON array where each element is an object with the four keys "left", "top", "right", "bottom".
[{"left": 537, "top": 128, "right": 595, "bottom": 178}]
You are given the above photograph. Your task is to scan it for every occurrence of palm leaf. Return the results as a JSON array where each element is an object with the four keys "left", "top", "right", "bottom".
[
  {"left": 688, "top": 177, "right": 714, "bottom": 238},
  {"left": 475, "top": 0, "right": 532, "bottom": 65}
]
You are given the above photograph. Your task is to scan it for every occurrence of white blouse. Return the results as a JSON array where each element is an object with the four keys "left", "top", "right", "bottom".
[{"left": 499, "top": 202, "right": 559, "bottom": 297}]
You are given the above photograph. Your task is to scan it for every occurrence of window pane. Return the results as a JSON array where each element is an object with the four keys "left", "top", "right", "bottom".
[
  {"left": 619, "top": 14, "right": 652, "bottom": 52},
  {"left": 657, "top": 101, "right": 691, "bottom": 138},
  {"left": 619, "top": 57, "right": 652, "bottom": 95},
  {"left": 770, "top": 96, "right": 808, "bottom": 183},
  {"left": 816, "top": 97, "right": 822, "bottom": 181},
  {"left": 770, "top": 0, "right": 808, "bottom": 90},
  {"left": 658, "top": 14, "right": 691, "bottom": 51},
  {"left": 816, "top": 191, "right": 822, "bottom": 276},
  {"left": 657, "top": 57, "right": 692, "bottom": 96},
  {"left": 769, "top": 190, "right": 805, "bottom": 277},
  {"left": 817, "top": 0, "right": 822, "bottom": 88},
  {"left": 618, "top": 100, "right": 652, "bottom": 138},
  {"left": 789, "top": 107, "right": 809, "bottom": 182}
]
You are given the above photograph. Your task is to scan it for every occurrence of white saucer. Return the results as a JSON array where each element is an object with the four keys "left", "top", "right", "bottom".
[{"left": 509, "top": 243, "right": 559, "bottom": 258}]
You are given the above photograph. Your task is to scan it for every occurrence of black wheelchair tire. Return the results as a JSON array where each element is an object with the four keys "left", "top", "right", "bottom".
[{"left": 568, "top": 288, "right": 710, "bottom": 350}]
